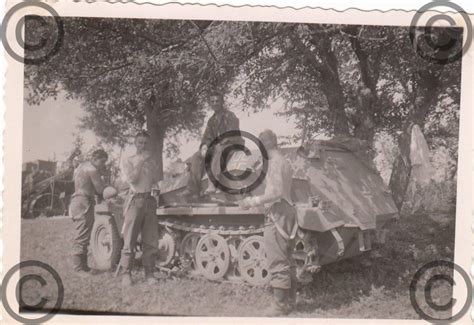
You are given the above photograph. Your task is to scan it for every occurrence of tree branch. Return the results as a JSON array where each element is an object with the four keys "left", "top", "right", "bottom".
[
  {"left": 86, "top": 62, "right": 133, "bottom": 84},
  {"left": 189, "top": 21, "right": 220, "bottom": 65}
]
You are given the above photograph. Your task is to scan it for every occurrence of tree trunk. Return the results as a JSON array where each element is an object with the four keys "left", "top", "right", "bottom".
[
  {"left": 145, "top": 94, "right": 165, "bottom": 181},
  {"left": 389, "top": 120, "right": 413, "bottom": 210},
  {"left": 148, "top": 124, "right": 165, "bottom": 181},
  {"left": 320, "top": 78, "right": 350, "bottom": 136},
  {"left": 346, "top": 26, "right": 381, "bottom": 143},
  {"left": 295, "top": 31, "right": 350, "bottom": 136}
]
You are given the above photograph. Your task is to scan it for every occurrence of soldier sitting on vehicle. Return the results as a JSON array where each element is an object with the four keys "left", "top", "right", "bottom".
[
  {"left": 185, "top": 91, "right": 243, "bottom": 201},
  {"left": 69, "top": 149, "right": 108, "bottom": 276}
]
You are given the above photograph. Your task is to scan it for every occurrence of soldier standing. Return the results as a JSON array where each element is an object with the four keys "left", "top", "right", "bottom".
[
  {"left": 119, "top": 131, "right": 160, "bottom": 287},
  {"left": 69, "top": 149, "right": 108, "bottom": 276},
  {"left": 239, "top": 130, "right": 298, "bottom": 316}
]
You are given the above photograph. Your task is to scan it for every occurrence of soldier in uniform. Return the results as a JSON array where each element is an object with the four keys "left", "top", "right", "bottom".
[
  {"left": 119, "top": 131, "right": 160, "bottom": 287},
  {"left": 69, "top": 149, "right": 108, "bottom": 276},
  {"left": 186, "top": 91, "right": 243, "bottom": 199},
  {"left": 239, "top": 130, "right": 298, "bottom": 316}
]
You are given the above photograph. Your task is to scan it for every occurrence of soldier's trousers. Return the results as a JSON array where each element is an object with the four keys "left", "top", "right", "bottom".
[
  {"left": 119, "top": 194, "right": 158, "bottom": 271},
  {"left": 188, "top": 151, "right": 206, "bottom": 196},
  {"left": 187, "top": 144, "right": 234, "bottom": 196},
  {"left": 264, "top": 200, "right": 297, "bottom": 289},
  {"left": 69, "top": 195, "right": 95, "bottom": 257}
]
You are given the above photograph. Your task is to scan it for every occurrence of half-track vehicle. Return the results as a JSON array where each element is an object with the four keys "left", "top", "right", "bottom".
[{"left": 91, "top": 138, "right": 399, "bottom": 286}]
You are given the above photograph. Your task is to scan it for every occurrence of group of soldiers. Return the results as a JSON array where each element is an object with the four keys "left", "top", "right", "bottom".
[{"left": 68, "top": 91, "right": 298, "bottom": 316}]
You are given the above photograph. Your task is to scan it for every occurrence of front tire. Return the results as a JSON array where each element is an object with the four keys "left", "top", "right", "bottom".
[{"left": 91, "top": 214, "right": 122, "bottom": 270}]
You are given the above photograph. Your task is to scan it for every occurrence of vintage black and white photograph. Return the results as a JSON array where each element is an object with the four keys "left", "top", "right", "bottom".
[{"left": 3, "top": 2, "right": 471, "bottom": 322}]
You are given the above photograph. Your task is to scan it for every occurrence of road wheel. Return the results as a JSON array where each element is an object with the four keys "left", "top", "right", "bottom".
[
  {"left": 238, "top": 235, "right": 270, "bottom": 286},
  {"left": 195, "top": 234, "right": 230, "bottom": 281},
  {"left": 91, "top": 214, "right": 122, "bottom": 271},
  {"left": 156, "top": 228, "right": 177, "bottom": 268}
]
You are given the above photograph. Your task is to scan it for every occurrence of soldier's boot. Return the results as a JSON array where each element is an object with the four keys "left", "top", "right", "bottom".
[
  {"left": 288, "top": 281, "right": 297, "bottom": 313},
  {"left": 288, "top": 277, "right": 298, "bottom": 312},
  {"left": 121, "top": 271, "right": 133, "bottom": 288},
  {"left": 72, "top": 254, "right": 89, "bottom": 277},
  {"left": 263, "top": 288, "right": 290, "bottom": 317},
  {"left": 80, "top": 254, "right": 91, "bottom": 272},
  {"left": 144, "top": 267, "right": 159, "bottom": 285}
]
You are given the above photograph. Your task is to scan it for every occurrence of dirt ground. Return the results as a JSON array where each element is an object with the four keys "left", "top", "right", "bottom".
[{"left": 19, "top": 212, "right": 455, "bottom": 319}]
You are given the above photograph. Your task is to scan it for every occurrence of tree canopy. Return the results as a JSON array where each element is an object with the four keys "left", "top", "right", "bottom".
[{"left": 25, "top": 17, "right": 461, "bottom": 184}]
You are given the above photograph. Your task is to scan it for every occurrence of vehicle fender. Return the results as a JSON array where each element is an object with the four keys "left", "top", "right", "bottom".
[{"left": 94, "top": 201, "right": 124, "bottom": 238}]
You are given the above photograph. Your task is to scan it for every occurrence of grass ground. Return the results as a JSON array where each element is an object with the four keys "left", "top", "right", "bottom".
[{"left": 19, "top": 211, "right": 455, "bottom": 318}]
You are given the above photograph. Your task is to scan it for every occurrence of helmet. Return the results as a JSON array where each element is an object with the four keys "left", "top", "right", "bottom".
[
  {"left": 103, "top": 186, "right": 118, "bottom": 200},
  {"left": 258, "top": 129, "right": 278, "bottom": 150}
]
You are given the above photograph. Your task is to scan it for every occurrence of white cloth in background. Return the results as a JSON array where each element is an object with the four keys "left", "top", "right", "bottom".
[
  {"left": 402, "top": 124, "right": 434, "bottom": 214},
  {"left": 409, "top": 124, "right": 433, "bottom": 186}
]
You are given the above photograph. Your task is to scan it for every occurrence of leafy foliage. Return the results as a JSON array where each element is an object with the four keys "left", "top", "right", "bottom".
[
  {"left": 236, "top": 24, "right": 461, "bottom": 144},
  {"left": 25, "top": 18, "right": 461, "bottom": 185}
]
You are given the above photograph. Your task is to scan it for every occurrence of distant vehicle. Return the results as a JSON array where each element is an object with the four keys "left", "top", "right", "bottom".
[
  {"left": 21, "top": 150, "right": 80, "bottom": 219},
  {"left": 91, "top": 137, "right": 399, "bottom": 285}
]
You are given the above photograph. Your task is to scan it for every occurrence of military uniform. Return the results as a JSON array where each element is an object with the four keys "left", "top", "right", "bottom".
[
  {"left": 69, "top": 161, "right": 105, "bottom": 272},
  {"left": 265, "top": 200, "right": 297, "bottom": 290},
  {"left": 119, "top": 153, "right": 160, "bottom": 278},
  {"left": 188, "top": 109, "right": 243, "bottom": 196},
  {"left": 242, "top": 150, "right": 298, "bottom": 315}
]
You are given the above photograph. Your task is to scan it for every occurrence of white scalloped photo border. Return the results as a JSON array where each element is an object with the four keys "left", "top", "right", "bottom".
[{"left": 1, "top": 1, "right": 472, "bottom": 323}]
